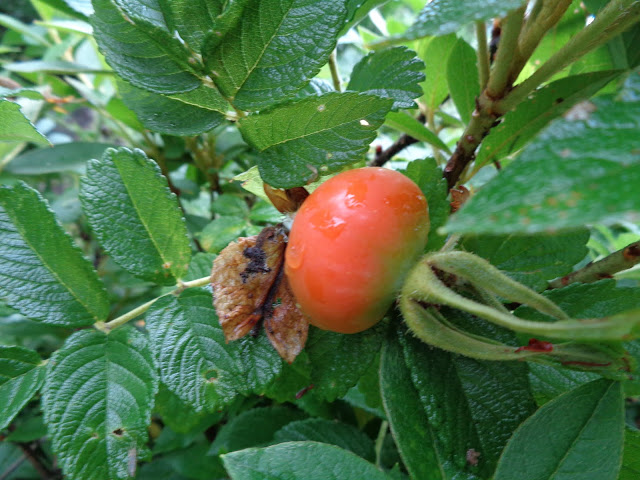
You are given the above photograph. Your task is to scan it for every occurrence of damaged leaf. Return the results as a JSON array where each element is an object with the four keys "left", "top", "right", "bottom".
[
  {"left": 264, "top": 273, "right": 309, "bottom": 364},
  {"left": 211, "top": 226, "right": 308, "bottom": 363}
]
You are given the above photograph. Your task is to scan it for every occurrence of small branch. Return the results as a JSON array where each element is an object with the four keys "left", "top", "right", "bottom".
[
  {"left": 329, "top": 50, "right": 341, "bottom": 92},
  {"left": 95, "top": 275, "right": 212, "bottom": 333},
  {"left": 509, "top": 0, "right": 573, "bottom": 84},
  {"left": 443, "top": 0, "right": 640, "bottom": 189},
  {"left": 485, "top": 6, "right": 525, "bottom": 98},
  {"left": 371, "top": 113, "right": 426, "bottom": 167},
  {"left": 475, "top": 21, "right": 490, "bottom": 90},
  {"left": 499, "top": 0, "right": 640, "bottom": 111},
  {"left": 549, "top": 241, "right": 640, "bottom": 289},
  {"left": 442, "top": 95, "right": 498, "bottom": 189}
]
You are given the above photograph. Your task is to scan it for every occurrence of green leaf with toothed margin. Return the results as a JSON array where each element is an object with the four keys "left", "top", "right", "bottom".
[
  {"left": 0, "top": 99, "right": 49, "bottom": 145},
  {"left": 621, "top": 428, "right": 640, "bottom": 480},
  {"left": 347, "top": 47, "right": 425, "bottom": 111},
  {"left": 445, "top": 95, "right": 640, "bottom": 234},
  {"left": 91, "top": 0, "right": 202, "bottom": 95},
  {"left": 239, "top": 92, "right": 392, "bottom": 188},
  {"left": 461, "top": 229, "right": 590, "bottom": 291},
  {"left": 222, "top": 442, "right": 390, "bottom": 480},
  {"left": 494, "top": 379, "right": 624, "bottom": 480},
  {"left": 0, "top": 346, "right": 46, "bottom": 431},
  {"left": 203, "top": 0, "right": 347, "bottom": 111},
  {"left": 42, "top": 327, "right": 158, "bottom": 480},
  {"left": 118, "top": 80, "right": 227, "bottom": 136},
  {"left": 381, "top": 329, "right": 448, "bottom": 480},
  {"left": 0, "top": 182, "right": 109, "bottom": 327},
  {"left": 401, "top": 158, "right": 450, "bottom": 251},
  {"left": 475, "top": 70, "right": 622, "bottom": 169},
  {"left": 374, "top": 0, "right": 526, "bottom": 45},
  {"left": 145, "top": 289, "right": 282, "bottom": 413},
  {"left": 392, "top": 318, "right": 536, "bottom": 478},
  {"left": 305, "top": 324, "right": 384, "bottom": 402},
  {"left": 80, "top": 147, "right": 191, "bottom": 285}
]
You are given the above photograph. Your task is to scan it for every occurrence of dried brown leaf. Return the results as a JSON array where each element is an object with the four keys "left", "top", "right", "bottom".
[
  {"left": 264, "top": 274, "right": 309, "bottom": 364},
  {"left": 211, "top": 226, "right": 286, "bottom": 341},
  {"left": 263, "top": 184, "right": 309, "bottom": 213}
]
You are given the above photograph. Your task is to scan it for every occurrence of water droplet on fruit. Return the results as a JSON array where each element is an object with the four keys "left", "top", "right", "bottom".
[
  {"left": 286, "top": 243, "right": 305, "bottom": 270},
  {"left": 318, "top": 215, "right": 346, "bottom": 239}
]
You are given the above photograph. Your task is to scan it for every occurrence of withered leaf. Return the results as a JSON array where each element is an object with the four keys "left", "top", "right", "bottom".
[
  {"left": 264, "top": 273, "right": 309, "bottom": 364},
  {"left": 211, "top": 226, "right": 286, "bottom": 341},
  {"left": 263, "top": 184, "right": 309, "bottom": 213},
  {"left": 210, "top": 225, "right": 309, "bottom": 364}
]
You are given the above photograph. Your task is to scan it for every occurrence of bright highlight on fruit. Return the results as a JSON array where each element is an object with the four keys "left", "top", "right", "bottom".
[{"left": 285, "top": 167, "right": 430, "bottom": 334}]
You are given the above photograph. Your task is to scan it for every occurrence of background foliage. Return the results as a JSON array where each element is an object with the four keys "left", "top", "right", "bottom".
[{"left": 1, "top": 0, "right": 640, "bottom": 479}]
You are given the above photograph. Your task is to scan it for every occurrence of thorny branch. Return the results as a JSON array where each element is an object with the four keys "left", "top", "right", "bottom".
[{"left": 549, "top": 241, "right": 640, "bottom": 289}]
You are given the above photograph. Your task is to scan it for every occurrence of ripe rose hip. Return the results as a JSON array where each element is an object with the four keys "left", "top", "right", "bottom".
[{"left": 284, "top": 167, "right": 430, "bottom": 334}]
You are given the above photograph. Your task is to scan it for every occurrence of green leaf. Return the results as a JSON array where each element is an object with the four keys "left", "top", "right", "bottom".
[
  {"left": 399, "top": 321, "right": 536, "bottom": 477},
  {"left": 294, "top": 78, "right": 335, "bottom": 99},
  {"left": 154, "top": 383, "right": 219, "bottom": 435},
  {"left": 476, "top": 71, "right": 621, "bottom": 168},
  {"left": 461, "top": 229, "right": 590, "bottom": 291},
  {"left": 239, "top": 92, "right": 392, "bottom": 188},
  {"left": 209, "top": 406, "right": 307, "bottom": 454},
  {"left": 344, "top": 355, "right": 386, "bottom": 419},
  {"left": 63, "top": 0, "right": 93, "bottom": 16},
  {"left": 91, "top": 0, "right": 201, "bottom": 94},
  {"left": 0, "top": 100, "right": 49, "bottom": 146},
  {"left": 0, "top": 183, "right": 109, "bottom": 326},
  {"left": 5, "top": 413, "right": 47, "bottom": 442},
  {"left": 4, "top": 142, "right": 113, "bottom": 175},
  {"left": 446, "top": 95, "right": 640, "bottom": 234},
  {"left": 222, "top": 442, "right": 390, "bottom": 480},
  {"left": 347, "top": 46, "right": 425, "bottom": 111},
  {"left": 447, "top": 38, "right": 480, "bottom": 124},
  {"left": 273, "top": 418, "right": 375, "bottom": 461},
  {"left": 621, "top": 428, "right": 640, "bottom": 480},
  {"left": 418, "top": 34, "right": 457, "bottom": 111},
  {"left": 162, "top": 441, "right": 227, "bottom": 480},
  {"left": 0, "top": 442, "right": 38, "bottom": 478},
  {"left": 184, "top": 253, "right": 217, "bottom": 282},
  {"left": 159, "top": 0, "right": 226, "bottom": 54},
  {"left": 211, "top": 194, "right": 250, "bottom": 217},
  {"left": 527, "top": 364, "right": 600, "bottom": 406},
  {"left": 384, "top": 111, "right": 451, "bottom": 153},
  {"left": 342, "top": 0, "right": 388, "bottom": 35},
  {"left": 204, "top": 0, "right": 347, "bottom": 110},
  {"left": 0, "top": 86, "right": 45, "bottom": 100},
  {"left": 0, "top": 346, "right": 45, "bottom": 430},
  {"left": 305, "top": 325, "right": 384, "bottom": 402},
  {"left": 81, "top": 147, "right": 191, "bottom": 285},
  {"left": 42, "top": 327, "right": 158, "bottom": 480},
  {"left": 515, "top": 278, "right": 640, "bottom": 320},
  {"left": 118, "top": 81, "right": 227, "bottom": 136},
  {"left": 199, "top": 216, "right": 247, "bottom": 254},
  {"left": 381, "top": 331, "right": 448, "bottom": 480},
  {"left": 263, "top": 351, "right": 313, "bottom": 403},
  {"left": 146, "top": 288, "right": 282, "bottom": 413},
  {"left": 494, "top": 379, "right": 624, "bottom": 480},
  {"left": 399, "top": 0, "right": 526, "bottom": 40},
  {"left": 401, "top": 158, "right": 449, "bottom": 251},
  {"left": 516, "top": 280, "right": 640, "bottom": 401},
  {"left": 0, "top": 13, "right": 52, "bottom": 46},
  {"left": 3, "top": 60, "right": 109, "bottom": 74}
]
